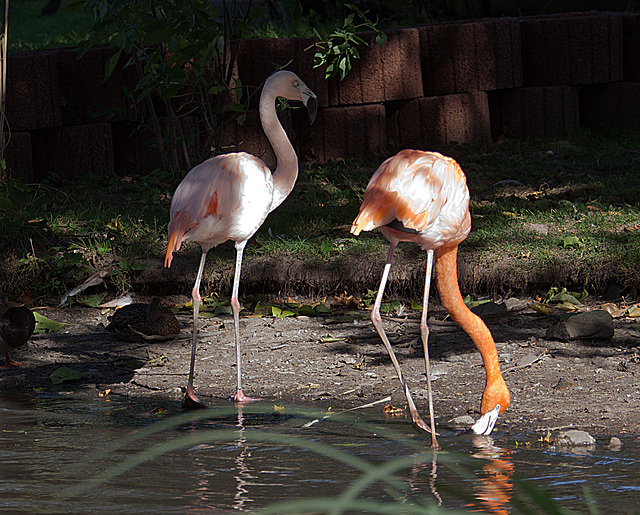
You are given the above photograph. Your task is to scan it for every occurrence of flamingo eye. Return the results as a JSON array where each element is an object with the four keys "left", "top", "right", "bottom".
[{"left": 293, "top": 81, "right": 299, "bottom": 87}]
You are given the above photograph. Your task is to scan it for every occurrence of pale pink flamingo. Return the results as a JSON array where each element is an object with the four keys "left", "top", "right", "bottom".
[
  {"left": 0, "top": 296, "right": 36, "bottom": 368},
  {"left": 165, "top": 70, "right": 317, "bottom": 408},
  {"left": 351, "top": 149, "right": 510, "bottom": 447}
]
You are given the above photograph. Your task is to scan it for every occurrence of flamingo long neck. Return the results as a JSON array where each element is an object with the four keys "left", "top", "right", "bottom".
[{"left": 259, "top": 87, "right": 298, "bottom": 211}]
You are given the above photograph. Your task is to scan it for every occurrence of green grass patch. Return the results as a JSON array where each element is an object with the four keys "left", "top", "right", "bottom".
[
  {"left": 4, "top": 0, "right": 94, "bottom": 52},
  {"left": 2, "top": 129, "right": 640, "bottom": 300}
]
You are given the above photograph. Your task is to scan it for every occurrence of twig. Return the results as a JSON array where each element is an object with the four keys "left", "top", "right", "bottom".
[{"left": 302, "top": 395, "right": 392, "bottom": 428}]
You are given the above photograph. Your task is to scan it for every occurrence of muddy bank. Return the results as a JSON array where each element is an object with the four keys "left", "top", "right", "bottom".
[{"left": 2, "top": 296, "right": 640, "bottom": 437}]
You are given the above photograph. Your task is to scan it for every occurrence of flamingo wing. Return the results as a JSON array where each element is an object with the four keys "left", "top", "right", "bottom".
[
  {"left": 165, "top": 153, "right": 272, "bottom": 267},
  {"left": 351, "top": 150, "right": 471, "bottom": 248}
]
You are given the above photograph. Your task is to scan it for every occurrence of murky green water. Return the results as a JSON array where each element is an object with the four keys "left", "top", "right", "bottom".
[{"left": 1, "top": 392, "right": 638, "bottom": 513}]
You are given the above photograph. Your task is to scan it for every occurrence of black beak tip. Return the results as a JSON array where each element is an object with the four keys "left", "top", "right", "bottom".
[{"left": 307, "top": 96, "right": 318, "bottom": 124}]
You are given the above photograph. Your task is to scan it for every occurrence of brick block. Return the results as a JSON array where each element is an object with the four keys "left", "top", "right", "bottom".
[
  {"left": 420, "top": 18, "right": 522, "bottom": 96},
  {"left": 4, "top": 132, "right": 33, "bottom": 182},
  {"left": 623, "top": 13, "right": 640, "bottom": 81},
  {"left": 6, "top": 50, "right": 62, "bottom": 130},
  {"left": 386, "top": 93, "right": 490, "bottom": 150},
  {"left": 488, "top": 86, "right": 579, "bottom": 139},
  {"left": 521, "top": 12, "right": 623, "bottom": 86},
  {"left": 58, "top": 46, "right": 140, "bottom": 125},
  {"left": 31, "top": 123, "right": 114, "bottom": 180},
  {"left": 580, "top": 83, "right": 640, "bottom": 131},
  {"left": 316, "top": 104, "right": 386, "bottom": 160},
  {"left": 113, "top": 116, "right": 198, "bottom": 175},
  {"left": 327, "top": 28, "right": 422, "bottom": 106}
]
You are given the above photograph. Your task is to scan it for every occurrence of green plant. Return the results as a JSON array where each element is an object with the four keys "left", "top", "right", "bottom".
[{"left": 73, "top": 0, "right": 385, "bottom": 176}]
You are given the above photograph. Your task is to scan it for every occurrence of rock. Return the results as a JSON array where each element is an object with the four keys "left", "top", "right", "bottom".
[
  {"left": 554, "top": 430, "right": 596, "bottom": 449},
  {"left": 450, "top": 415, "right": 476, "bottom": 427},
  {"left": 472, "top": 301, "right": 508, "bottom": 317},
  {"left": 545, "top": 310, "right": 614, "bottom": 341},
  {"left": 504, "top": 297, "right": 526, "bottom": 311},
  {"left": 608, "top": 437, "right": 622, "bottom": 451}
]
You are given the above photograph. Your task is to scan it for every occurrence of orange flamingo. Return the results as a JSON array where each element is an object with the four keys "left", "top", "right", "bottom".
[
  {"left": 351, "top": 149, "right": 510, "bottom": 447},
  {"left": 165, "top": 70, "right": 318, "bottom": 408}
]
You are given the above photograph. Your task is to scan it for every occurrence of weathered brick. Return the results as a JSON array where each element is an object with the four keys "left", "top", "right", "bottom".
[
  {"left": 387, "top": 93, "right": 490, "bottom": 150},
  {"left": 31, "top": 123, "right": 114, "bottom": 180},
  {"left": 113, "top": 116, "right": 198, "bottom": 175},
  {"left": 4, "top": 132, "right": 33, "bottom": 182},
  {"left": 420, "top": 18, "right": 522, "bottom": 96},
  {"left": 488, "top": 86, "right": 578, "bottom": 139},
  {"left": 58, "top": 46, "right": 140, "bottom": 125},
  {"left": 521, "top": 12, "right": 623, "bottom": 86},
  {"left": 317, "top": 105, "right": 386, "bottom": 160},
  {"left": 326, "top": 28, "right": 422, "bottom": 106},
  {"left": 623, "top": 13, "right": 640, "bottom": 81},
  {"left": 580, "top": 83, "right": 640, "bottom": 131},
  {"left": 6, "top": 50, "right": 62, "bottom": 130}
]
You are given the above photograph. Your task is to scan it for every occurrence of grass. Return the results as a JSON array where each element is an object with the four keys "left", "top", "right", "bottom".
[
  {"left": 2, "top": 129, "right": 640, "bottom": 303},
  {"left": 4, "top": 0, "right": 94, "bottom": 53}
]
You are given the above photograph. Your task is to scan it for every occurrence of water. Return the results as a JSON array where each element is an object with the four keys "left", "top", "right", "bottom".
[{"left": 1, "top": 392, "right": 639, "bottom": 514}]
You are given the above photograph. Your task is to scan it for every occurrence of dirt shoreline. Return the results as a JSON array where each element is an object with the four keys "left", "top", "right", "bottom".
[{"left": 2, "top": 295, "right": 640, "bottom": 438}]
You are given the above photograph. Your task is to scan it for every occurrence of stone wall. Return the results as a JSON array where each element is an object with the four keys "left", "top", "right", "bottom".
[{"left": 5, "top": 11, "right": 640, "bottom": 181}]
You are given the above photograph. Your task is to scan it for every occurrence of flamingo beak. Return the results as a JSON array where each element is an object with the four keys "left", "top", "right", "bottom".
[{"left": 305, "top": 94, "right": 318, "bottom": 124}]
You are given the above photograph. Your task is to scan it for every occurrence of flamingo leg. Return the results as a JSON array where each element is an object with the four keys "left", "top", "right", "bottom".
[
  {"left": 183, "top": 247, "right": 209, "bottom": 409},
  {"left": 421, "top": 249, "right": 439, "bottom": 449},
  {"left": 231, "top": 241, "right": 260, "bottom": 403},
  {"left": 371, "top": 243, "right": 432, "bottom": 434}
]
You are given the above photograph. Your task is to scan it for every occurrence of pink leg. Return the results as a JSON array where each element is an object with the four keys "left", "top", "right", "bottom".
[
  {"left": 183, "top": 247, "right": 209, "bottom": 410},
  {"left": 420, "top": 249, "right": 439, "bottom": 449},
  {"left": 231, "top": 241, "right": 260, "bottom": 403},
  {"left": 371, "top": 243, "right": 432, "bottom": 434}
]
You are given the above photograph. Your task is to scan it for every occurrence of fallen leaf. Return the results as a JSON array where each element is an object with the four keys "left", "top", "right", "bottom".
[
  {"left": 529, "top": 302, "right": 555, "bottom": 315},
  {"left": 77, "top": 294, "right": 107, "bottom": 308},
  {"left": 33, "top": 312, "right": 67, "bottom": 334},
  {"left": 273, "top": 405, "right": 285, "bottom": 413},
  {"left": 50, "top": 367, "right": 87, "bottom": 385}
]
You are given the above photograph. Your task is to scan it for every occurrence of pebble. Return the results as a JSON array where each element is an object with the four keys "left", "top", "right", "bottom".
[
  {"left": 608, "top": 436, "right": 623, "bottom": 451},
  {"left": 553, "top": 430, "right": 596, "bottom": 449},
  {"left": 450, "top": 415, "right": 475, "bottom": 427}
]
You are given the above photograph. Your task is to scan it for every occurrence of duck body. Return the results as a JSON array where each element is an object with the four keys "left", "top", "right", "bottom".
[
  {"left": 0, "top": 297, "right": 36, "bottom": 367},
  {"left": 107, "top": 297, "right": 180, "bottom": 342}
]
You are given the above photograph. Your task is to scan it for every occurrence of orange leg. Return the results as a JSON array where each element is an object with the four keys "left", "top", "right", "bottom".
[
  {"left": 1, "top": 353, "right": 23, "bottom": 368},
  {"left": 434, "top": 245, "right": 510, "bottom": 415}
]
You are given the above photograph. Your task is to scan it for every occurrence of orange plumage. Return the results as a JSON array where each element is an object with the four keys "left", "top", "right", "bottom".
[{"left": 351, "top": 149, "right": 510, "bottom": 447}]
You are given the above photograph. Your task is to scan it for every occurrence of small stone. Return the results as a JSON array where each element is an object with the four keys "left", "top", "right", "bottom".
[
  {"left": 472, "top": 301, "right": 508, "bottom": 317},
  {"left": 450, "top": 415, "right": 476, "bottom": 427},
  {"left": 545, "top": 310, "right": 614, "bottom": 341},
  {"left": 504, "top": 297, "right": 526, "bottom": 311},
  {"left": 608, "top": 436, "right": 622, "bottom": 451},
  {"left": 554, "top": 430, "right": 596, "bottom": 449}
]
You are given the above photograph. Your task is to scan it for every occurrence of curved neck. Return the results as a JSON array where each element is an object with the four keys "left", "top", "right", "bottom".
[{"left": 259, "top": 89, "right": 298, "bottom": 209}]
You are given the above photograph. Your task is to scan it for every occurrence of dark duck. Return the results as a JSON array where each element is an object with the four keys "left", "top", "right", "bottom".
[
  {"left": 0, "top": 296, "right": 36, "bottom": 367},
  {"left": 107, "top": 297, "right": 181, "bottom": 342}
]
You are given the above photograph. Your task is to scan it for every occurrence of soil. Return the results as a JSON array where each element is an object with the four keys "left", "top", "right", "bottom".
[{"left": 3, "top": 293, "right": 640, "bottom": 438}]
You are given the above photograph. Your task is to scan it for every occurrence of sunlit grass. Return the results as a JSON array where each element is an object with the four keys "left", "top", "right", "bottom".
[
  {"left": 4, "top": 0, "right": 94, "bottom": 52},
  {"left": 2, "top": 129, "right": 640, "bottom": 299}
]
